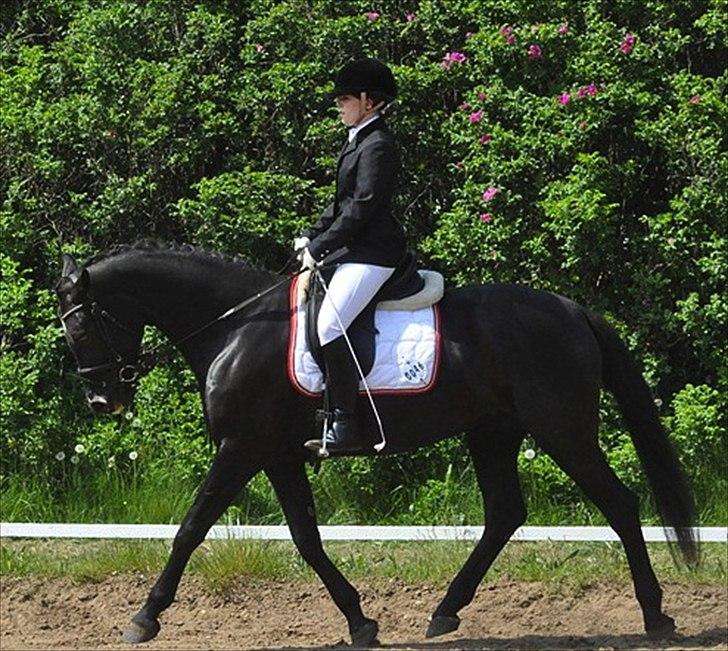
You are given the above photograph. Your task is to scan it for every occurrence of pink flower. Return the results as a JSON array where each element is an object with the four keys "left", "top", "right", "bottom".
[
  {"left": 477, "top": 91, "right": 487, "bottom": 101},
  {"left": 365, "top": 11, "right": 380, "bottom": 21},
  {"left": 255, "top": 44, "right": 265, "bottom": 53},
  {"left": 500, "top": 25, "right": 517, "bottom": 45},
  {"left": 405, "top": 13, "right": 416, "bottom": 22},
  {"left": 460, "top": 101, "right": 471, "bottom": 110},
  {"left": 482, "top": 186, "right": 499, "bottom": 202},
  {"left": 479, "top": 133, "right": 493, "bottom": 144},
  {"left": 468, "top": 111, "right": 483, "bottom": 124},
  {"left": 528, "top": 44, "right": 542, "bottom": 59},
  {"left": 558, "top": 23, "right": 569, "bottom": 34},
  {"left": 480, "top": 212, "right": 493, "bottom": 223},
  {"left": 558, "top": 92, "right": 571, "bottom": 105},
  {"left": 587, "top": 83, "right": 598, "bottom": 96},
  {"left": 465, "top": 32, "right": 474, "bottom": 39},
  {"left": 619, "top": 34, "right": 636, "bottom": 54},
  {"left": 441, "top": 51, "right": 468, "bottom": 69},
  {"left": 577, "top": 86, "right": 588, "bottom": 98},
  {"left": 689, "top": 94, "right": 701, "bottom": 104}
]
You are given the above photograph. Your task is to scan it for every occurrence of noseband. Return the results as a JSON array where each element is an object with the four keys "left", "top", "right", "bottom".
[{"left": 59, "top": 301, "right": 141, "bottom": 389}]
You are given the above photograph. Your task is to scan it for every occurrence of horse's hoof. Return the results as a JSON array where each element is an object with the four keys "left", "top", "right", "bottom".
[
  {"left": 121, "top": 616, "right": 161, "bottom": 644},
  {"left": 646, "top": 613, "right": 676, "bottom": 639},
  {"left": 350, "top": 618, "right": 379, "bottom": 647},
  {"left": 426, "top": 615, "right": 460, "bottom": 638}
]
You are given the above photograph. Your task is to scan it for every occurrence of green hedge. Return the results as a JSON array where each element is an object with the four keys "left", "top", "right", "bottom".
[{"left": 1, "top": 0, "right": 725, "bottom": 524}]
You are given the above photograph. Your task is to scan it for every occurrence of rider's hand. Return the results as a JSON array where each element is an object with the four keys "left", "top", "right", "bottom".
[
  {"left": 300, "top": 248, "right": 317, "bottom": 271},
  {"left": 293, "top": 236, "right": 310, "bottom": 258}
]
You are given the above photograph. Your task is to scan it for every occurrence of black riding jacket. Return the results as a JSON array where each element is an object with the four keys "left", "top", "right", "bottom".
[{"left": 304, "top": 117, "right": 407, "bottom": 267}]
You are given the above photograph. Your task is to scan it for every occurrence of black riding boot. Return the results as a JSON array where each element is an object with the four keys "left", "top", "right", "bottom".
[{"left": 304, "top": 336, "right": 362, "bottom": 454}]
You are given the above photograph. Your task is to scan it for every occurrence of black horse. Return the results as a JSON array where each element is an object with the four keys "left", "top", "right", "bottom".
[{"left": 55, "top": 242, "right": 697, "bottom": 646}]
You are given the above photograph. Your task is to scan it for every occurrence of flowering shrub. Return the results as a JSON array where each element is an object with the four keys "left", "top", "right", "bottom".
[{"left": 1, "top": 0, "right": 725, "bottom": 523}]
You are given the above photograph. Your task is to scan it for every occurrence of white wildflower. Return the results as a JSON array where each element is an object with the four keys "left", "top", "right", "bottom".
[
  {"left": 74, "top": 444, "right": 85, "bottom": 454},
  {"left": 132, "top": 418, "right": 142, "bottom": 428},
  {"left": 55, "top": 451, "right": 66, "bottom": 461},
  {"left": 107, "top": 456, "right": 115, "bottom": 468},
  {"left": 125, "top": 411, "right": 134, "bottom": 420},
  {"left": 128, "top": 451, "right": 138, "bottom": 461},
  {"left": 524, "top": 448, "right": 536, "bottom": 460},
  {"left": 70, "top": 455, "right": 80, "bottom": 465},
  {"left": 654, "top": 398, "right": 663, "bottom": 407}
]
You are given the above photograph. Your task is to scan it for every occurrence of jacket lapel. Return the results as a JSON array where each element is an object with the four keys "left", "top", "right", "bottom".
[{"left": 336, "top": 118, "right": 386, "bottom": 169}]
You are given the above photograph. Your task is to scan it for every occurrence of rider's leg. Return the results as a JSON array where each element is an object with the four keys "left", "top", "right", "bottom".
[
  {"left": 305, "top": 263, "right": 394, "bottom": 453},
  {"left": 317, "top": 334, "right": 361, "bottom": 452}
]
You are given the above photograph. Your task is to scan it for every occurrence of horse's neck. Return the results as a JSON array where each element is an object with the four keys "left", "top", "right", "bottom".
[{"left": 90, "top": 252, "right": 277, "bottom": 343}]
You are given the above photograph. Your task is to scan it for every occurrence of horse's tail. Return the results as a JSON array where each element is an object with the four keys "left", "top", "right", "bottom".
[{"left": 584, "top": 308, "right": 699, "bottom": 566}]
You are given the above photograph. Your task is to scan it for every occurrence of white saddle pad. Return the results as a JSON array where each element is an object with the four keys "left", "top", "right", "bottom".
[{"left": 287, "top": 275, "right": 442, "bottom": 397}]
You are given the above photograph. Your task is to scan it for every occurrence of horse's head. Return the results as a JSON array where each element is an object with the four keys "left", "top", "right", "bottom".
[{"left": 56, "top": 254, "right": 144, "bottom": 415}]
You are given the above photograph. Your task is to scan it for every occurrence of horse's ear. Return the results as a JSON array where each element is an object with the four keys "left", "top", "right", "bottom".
[
  {"left": 78, "top": 268, "right": 90, "bottom": 293},
  {"left": 62, "top": 254, "right": 78, "bottom": 278},
  {"left": 69, "top": 268, "right": 90, "bottom": 302}
]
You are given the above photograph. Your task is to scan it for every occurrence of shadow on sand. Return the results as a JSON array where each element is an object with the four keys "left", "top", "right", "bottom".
[{"left": 370, "top": 626, "right": 728, "bottom": 650}]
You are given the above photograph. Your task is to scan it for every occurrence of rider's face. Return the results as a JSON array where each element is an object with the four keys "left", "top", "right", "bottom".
[{"left": 335, "top": 93, "right": 374, "bottom": 127}]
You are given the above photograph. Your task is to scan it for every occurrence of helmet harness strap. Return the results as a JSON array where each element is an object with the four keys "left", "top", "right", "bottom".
[{"left": 354, "top": 91, "right": 386, "bottom": 127}]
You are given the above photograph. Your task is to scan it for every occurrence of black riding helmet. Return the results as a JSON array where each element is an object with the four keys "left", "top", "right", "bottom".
[{"left": 331, "top": 58, "right": 397, "bottom": 105}]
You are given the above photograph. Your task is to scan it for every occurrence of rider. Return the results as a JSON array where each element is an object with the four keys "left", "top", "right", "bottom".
[{"left": 295, "top": 58, "right": 407, "bottom": 454}]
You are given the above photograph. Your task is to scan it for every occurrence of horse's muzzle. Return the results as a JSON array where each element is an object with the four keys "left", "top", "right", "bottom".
[{"left": 87, "top": 394, "right": 124, "bottom": 415}]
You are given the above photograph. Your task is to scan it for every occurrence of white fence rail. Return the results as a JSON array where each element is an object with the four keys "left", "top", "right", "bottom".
[{"left": 1, "top": 523, "right": 726, "bottom": 542}]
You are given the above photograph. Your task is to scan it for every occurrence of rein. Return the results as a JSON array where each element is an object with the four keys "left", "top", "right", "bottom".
[{"left": 61, "top": 262, "right": 309, "bottom": 388}]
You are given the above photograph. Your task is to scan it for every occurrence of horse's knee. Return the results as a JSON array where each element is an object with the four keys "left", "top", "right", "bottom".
[
  {"left": 291, "top": 532, "right": 325, "bottom": 565},
  {"left": 487, "top": 497, "right": 526, "bottom": 540},
  {"left": 172, "top": 520, "right": 206, "bottom": 552}
]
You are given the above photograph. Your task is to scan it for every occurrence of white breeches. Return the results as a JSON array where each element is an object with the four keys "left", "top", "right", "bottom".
[{"left": 317, "top": 262, "right": 395, "bottom": 345}]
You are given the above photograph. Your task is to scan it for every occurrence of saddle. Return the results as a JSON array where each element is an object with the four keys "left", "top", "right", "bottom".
[{"left": 302, "top": 250, "right": 444, "bottom": 376}]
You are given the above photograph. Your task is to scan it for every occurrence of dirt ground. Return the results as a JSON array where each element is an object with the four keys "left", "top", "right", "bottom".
[{"left": 1, "top": 575, "right": 726, "bottom": 650}]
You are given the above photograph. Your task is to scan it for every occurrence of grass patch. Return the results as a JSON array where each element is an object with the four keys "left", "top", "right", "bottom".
[
  {"left": 2, "top": 539, "right": 725, "bottom": 593},
  {"left": 2, "top": 465, "right": 725, "bottom": 527},
  {"left": 0, "top": 470, "right": 202, "bottom": 524}
]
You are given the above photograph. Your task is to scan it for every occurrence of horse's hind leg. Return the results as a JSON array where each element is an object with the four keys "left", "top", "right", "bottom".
[
  {"left": 265, "top": 459, "right": 378, "bottom": 647},
  {"left": 122, "top": 437, "right": 258, "bottom": 644},
  {"left": 428, "top": 420, "right": 526, "bottom": 638},
  {"left": 537, "top": 434, "right": 675, "bottom": 637}
]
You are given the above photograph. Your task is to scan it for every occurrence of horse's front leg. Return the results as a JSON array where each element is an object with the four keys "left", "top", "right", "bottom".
[
  {"left": 122, "top": 437, "right": 258, "bottom": 644},
  {"left": 265, "top": 459, "right": 379, "bottom": 647}
]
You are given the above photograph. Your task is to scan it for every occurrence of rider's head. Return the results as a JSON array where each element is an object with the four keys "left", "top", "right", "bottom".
[{"left": 331, "top": 58, "right": 397, "bottom": 128}]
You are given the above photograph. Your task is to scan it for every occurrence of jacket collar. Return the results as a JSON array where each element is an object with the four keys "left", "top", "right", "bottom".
[
  {"left": 338, "top": 118, "right": 387, "bottom": 160},
  {"left": 348, "top": 112, "right": 382, "bottom": 142},
  {"left": 352, "top": 115, "right": 386, "bottom": 144}
]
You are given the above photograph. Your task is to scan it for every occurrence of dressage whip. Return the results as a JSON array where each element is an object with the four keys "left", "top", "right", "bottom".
[{"left": 313, "top": 267, "right": 387, "bottom": 454}]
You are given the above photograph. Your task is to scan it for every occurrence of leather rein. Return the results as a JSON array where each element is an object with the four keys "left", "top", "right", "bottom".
[{"left": 59, "top": 268, "right": 303, "bottom": 389}]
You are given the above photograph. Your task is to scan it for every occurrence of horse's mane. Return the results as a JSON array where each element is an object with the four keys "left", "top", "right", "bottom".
[{"left": 83, "top": 239, "right": 259, "bottom": 271}]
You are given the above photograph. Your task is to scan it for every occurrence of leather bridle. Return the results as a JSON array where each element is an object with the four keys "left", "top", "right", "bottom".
[
  {"left": 59, "top": 300, "right": 141, "bottom": 389},
  {"left": 58, "top": 266, "right": 308, "bottom": 390}
]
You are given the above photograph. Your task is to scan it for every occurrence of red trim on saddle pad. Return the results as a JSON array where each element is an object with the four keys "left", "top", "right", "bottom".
[{"left": 287, "top": 274, "right": 441, "bottom": 398}]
